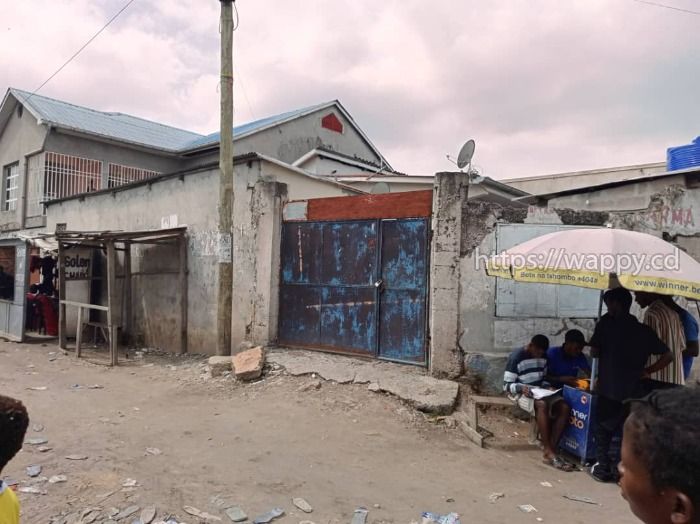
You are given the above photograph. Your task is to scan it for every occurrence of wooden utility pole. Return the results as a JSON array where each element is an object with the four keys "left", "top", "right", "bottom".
[{"left": 217, "top": 0, "right": 234, "bottom": 355}]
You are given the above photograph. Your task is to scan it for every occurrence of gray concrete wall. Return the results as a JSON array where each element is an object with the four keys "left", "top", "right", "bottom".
[
  {"left": 182, "top": 107, "right": 383, "bottom": 171},
  {"left": 548, "top": 176, "right": 684, "bottom": 212},
  {"left": 44, "top": 158, "right": 355, "bottom": 355},
  {"left": 0, "top": 106, "right": 48, "bottom": 232},
  {"left": 45, "top": 131, "right": 182, "bottom": 182},
  {"left": 502, "top": 162, "right": 666, "bottom": 196},
  {"left": 46, "top": 167, "right": 221, "bottom": 354}
]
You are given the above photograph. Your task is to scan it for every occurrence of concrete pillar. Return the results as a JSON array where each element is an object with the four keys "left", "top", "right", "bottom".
[
  {"left": 429, "top": 172, "right": 468, "bottom": 378},
  {"left": 250, "top": 180, "right": 286, "bottom": 345},
  {"left": 231, "top": 178, "right": 287, "bottom": 351}
]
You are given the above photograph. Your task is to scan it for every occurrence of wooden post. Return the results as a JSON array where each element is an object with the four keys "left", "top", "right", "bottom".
[
  {"left": 217, "top": 0, "right": 234, "bottom": 356},
  {"left": 58, "top": 241, "right": 67, "bottom": 350},
  {"left": 123, "top": 241, "right": 132, "bottom": 346},
  {"left": 106, "top": 241, "right": 118, "bottom": 366},
  {"left": 75, "top": 306, "right": 83, "bottom": 358},
  {"left": 179, "top": 234, "right": 188, "bottom": 355}
]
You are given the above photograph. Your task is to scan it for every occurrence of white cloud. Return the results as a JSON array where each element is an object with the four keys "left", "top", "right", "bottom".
[{"left": 1, "top": 0, "right": 698, "bottom": 178}]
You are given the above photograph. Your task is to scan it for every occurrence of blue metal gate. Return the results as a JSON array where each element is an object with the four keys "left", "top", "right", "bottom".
[{"left": 278, "top": 218, "right": 428, "bottom": 365}]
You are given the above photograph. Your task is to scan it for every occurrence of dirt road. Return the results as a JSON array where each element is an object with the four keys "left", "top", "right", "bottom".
[{"left": 1, "top": 340, "right": 638, "bottom": 524}]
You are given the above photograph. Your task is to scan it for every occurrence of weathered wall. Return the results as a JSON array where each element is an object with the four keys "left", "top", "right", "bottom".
[
  {"left": 429, "top": 173, "right": 615, "bottom": 391},
  {"left": 182, "top": 108, "right": 383, "bottom": 170},
  {"left": 45, "top": 131, "right": 182, "bottom": 182},
  {"left": 46, "top": 167, "right": 221, "bottom": 354},
  {"left": 502, "top": 162, "right": 666, "bottom": 196},
  {"left": 0, "top": 106, "right": 48, "bottom": 232}
]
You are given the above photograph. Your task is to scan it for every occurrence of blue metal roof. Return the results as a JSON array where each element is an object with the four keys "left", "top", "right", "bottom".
[
  {"left": 182, "top": 101, "right": 335, "bottom": 151},
  {"left": 10, "top": 88, "right": 204, "bottom": 152},
  {"left": 5, "top": 89, "right": 389, "bottom": 167}
]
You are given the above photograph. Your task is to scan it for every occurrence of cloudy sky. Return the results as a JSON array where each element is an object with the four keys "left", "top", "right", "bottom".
[{"left": 1, "top": 0, "right": 698, "bottom": 178}]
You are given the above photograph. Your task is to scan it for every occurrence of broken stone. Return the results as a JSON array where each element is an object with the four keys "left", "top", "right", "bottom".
[
  {"left": 518, "top": 504, "right": 538, "bottom": 513},
  {"left": 252, "top": 508, "right": 284, "bottom": 524},
  {"left": 49, "top": 475, "right": 67, "bottom": 484},
  {"left": 88, "top": 384, "right": 104, "bottom": 389},
  {"left": 145, "top": 447, "right": 162, "bottom": 456},
  {"left": 65, "top": 454, "right": 88, "bottom": 461},
  {"left": 488, "top": 492, "right": 505, "bottom": 503},
  {"left": 183, "top": 505, "right": 221, "bottom": 521},
  {"left": 208, "top": 356, "right": 233, "bottom": 377},
  {"left": 38, "top": 446, "right": 53, "bottom": 453},
  {"left": 122, "top": 478, "right": 139, "bottom": 488},
  {"left": 233, "top": 346, "right": 265, "bottom": 381},
  {"left": 18, "top": 486, "right": 46, "bottom": 495},
  {"left": 115, "top": 505, "right": 140, "bottom": 520},
  {"left": 299, "top": 521, "right": 316, "bottom": 524},
  {"left": 292, "top": 497, "right": 313, "bottom": 513},
  {"left": 26, "top": 465, "right": 42, "bottom": 477},
  {"left": 27, "top": 386, "right": 48, "bottom": 391},
  {"left": 141, "top": 505, "right": 157, "bottom": 524},
  {"left": 298, "top": 380, "right": 322, "bottom": 392},
  {"left": 26, "top": 437, "right": 48, "bottom": 446},
  {"left": 350, "top": 507, "right": 368, "bottom": 524},
  {"left": 367, "top": 383, "right": 381, "bottom": 392},
  {"left": 225, "top": 506, "right": 247, "bottom": 522},
  {"left": 33, "top": 423, "right": 45, "bottom": 432}
]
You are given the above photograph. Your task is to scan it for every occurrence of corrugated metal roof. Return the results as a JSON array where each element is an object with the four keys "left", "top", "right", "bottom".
[
  {"left": 182, "top": 101, "right": 336, "bottom": 151},
  {"left": 10, "top": 88, "right": 204, "bottom": 152}
]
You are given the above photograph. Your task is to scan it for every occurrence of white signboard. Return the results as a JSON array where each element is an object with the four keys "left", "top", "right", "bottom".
[{"left": 63, "top": 249, "right": 92, "bottom": 281}]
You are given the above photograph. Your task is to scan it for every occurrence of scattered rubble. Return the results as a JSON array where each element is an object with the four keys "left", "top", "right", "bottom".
[
  {"left": 141, "top": 505, "right": 158, "bottom": 523},
  {"left": 26, "top": 465, "right": 42, "bottom": 477},
  {"left": 183, "top": 505, "right": 222, "bottom": 521},
  {"left": 233, "top": 346, "right": 265, "bottom": 381},
  {"left": 292, "top": 497, "right": 313, "bottom": 513},
  {"left": 488, "top": 493, "right": 504, "bottom": 503},
  {"left": 208, "top": 356, "right": 233, "bottom": 377},
  {"left": 25, "top": 437, "right": 48, "bottom": 446},
  {"left": 253, "top": 507, "right": 284, "bottom": 524},
  {"left": 48, "top": 475, "right": 67, "bottom": 484},
  {"left": 115, "top": 505, "right": 140, "bottom": 520},
  {"left": 225, "top": 506, "right": 248, "bottom": 522}
]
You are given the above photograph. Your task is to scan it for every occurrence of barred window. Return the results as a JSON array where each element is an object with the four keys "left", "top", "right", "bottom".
[
  {"left": 108, "top": 163, "right": 160, "bottom": 188},
  {"left": 44, "top": 152, "right": 102, "bottom": 201}
]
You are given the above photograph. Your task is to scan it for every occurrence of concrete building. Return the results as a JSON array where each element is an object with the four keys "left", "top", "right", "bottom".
[{"left": 0, "top": 87, "right": 386, "bottom": 341}]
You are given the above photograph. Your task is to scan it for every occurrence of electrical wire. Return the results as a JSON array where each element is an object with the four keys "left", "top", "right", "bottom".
[
  {"left": 21, "top": 0, "right": 137, "bottom": 104},
  {"left": 630, "top": 0, "right": 700, "bottom": 16}
]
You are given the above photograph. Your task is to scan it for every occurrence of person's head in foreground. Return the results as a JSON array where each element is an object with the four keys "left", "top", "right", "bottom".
[
  {"left": 0, "top": 394, "right": 29, "bottom": 474},
  {"left": 604, "top": 287, "right": 633, "bottom": 317},
  {"left": 527, "top": 334, "right": 549, "bottom": 359},
  {"left": 562, "top": 329, "right": 586, "bottom": 358},
  {"left": 620, "top": 387, "right": 700, "bottom": 524}
]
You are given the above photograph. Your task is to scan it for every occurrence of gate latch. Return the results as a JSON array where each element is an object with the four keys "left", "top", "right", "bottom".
[{"left": 374, "top": 279, "right": 384, "bottom": 291}]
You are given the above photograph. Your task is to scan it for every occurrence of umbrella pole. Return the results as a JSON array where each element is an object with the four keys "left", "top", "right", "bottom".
[{"left": 590, "top": 290, "right": 604, "bottom": 390}]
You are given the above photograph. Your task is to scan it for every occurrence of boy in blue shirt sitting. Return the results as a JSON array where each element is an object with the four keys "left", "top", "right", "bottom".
[{"left": 546, "top": 329, "right": 591, "bottom": 389}]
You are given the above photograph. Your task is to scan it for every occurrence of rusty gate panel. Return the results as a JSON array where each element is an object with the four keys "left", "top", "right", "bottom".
[
  {"left": 278, "top": 285, "right": 321, "bottom": 347},
  {"left": 320, "top": 287, "right": 377, "bottom": 354},
  {"left": 278, "top": 216, "right": 428, "bottom": 365},
  {"left": 378, "top": 219, "right": 428, "bottom": 364},
  {"left": 320, "top": 222, "right": 377, "bottom": 286},
  {"left": 280, "top": 222, "right": 322, "bottom": 284}
]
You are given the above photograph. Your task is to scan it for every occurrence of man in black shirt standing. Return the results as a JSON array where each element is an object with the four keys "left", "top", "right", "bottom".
[{"left": 589, "top": 287, "right": 672, "bottom": 483}]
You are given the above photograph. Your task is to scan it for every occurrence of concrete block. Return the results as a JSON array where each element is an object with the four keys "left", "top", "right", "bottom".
[
  {"left": 208, "top": 356, "right": 233, "bottom": 377},
  {"left": 463, "top": 352, "right": 508, "bottom": 395},
  {"left": 233, "top": 346, "right": 265, "bottom": 381}
]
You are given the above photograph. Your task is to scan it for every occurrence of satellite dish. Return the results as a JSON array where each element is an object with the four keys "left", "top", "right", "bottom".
[
  {"left": 370, "top": 182, "right": 390, "bottom": 194},
  {"left": 457, "top": 139, "right": 476, "bottom": 169}
]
